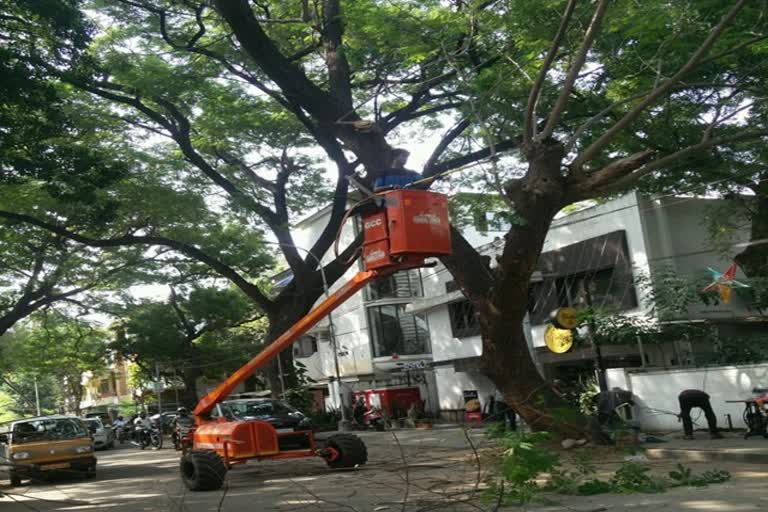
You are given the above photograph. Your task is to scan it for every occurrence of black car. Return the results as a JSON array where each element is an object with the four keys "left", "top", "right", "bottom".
[{"left": 215, "top": 398, "right": 312, "bottom": 432}]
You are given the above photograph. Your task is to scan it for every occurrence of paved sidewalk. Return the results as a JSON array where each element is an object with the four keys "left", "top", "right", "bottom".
[
  {"left": 644, "top": 431, "right": 768, "bottom": 464},
  {"left": 529, "top": 460, "right": 768, "bottom": 512}
]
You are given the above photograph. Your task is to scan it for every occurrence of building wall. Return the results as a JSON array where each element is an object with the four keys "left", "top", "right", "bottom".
[
  {"left": 639, "top": 196, "right": 753, "bottom": 319},
  {"left": 434, "top": 366, "right": 497, "bottom": 421},
  {"left": 606, "top": 364, "right": 768, "bottom": 431},
  {"left": 291, "top": 205, "right": 375, "bottom": 383},
  {"left": 529, "top": 192, "right": 653, "bottom": 349}
]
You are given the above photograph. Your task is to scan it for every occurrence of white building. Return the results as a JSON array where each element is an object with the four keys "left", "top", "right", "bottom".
[{"left": 291, "top": 191, "right": 759, "bottom": 420}]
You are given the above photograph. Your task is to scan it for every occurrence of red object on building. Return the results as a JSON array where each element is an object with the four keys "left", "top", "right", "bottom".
[
  {"left": 465, "top": 411, "right": 483, "bottom": 424},
  {"left": 362, "top": 190, "right": 451, "bottom": 271},
  {"left": 353, "top": 387, "right": 422, "bottom": 417}
]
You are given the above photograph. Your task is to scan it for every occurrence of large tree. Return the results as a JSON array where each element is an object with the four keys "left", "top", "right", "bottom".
[
  {"left": 114, "top": 285, "right": 266, "bottom": 406},
  {"left": 0, "top": 310, "right": 109, "bottom": 415},
  {"left": 2, "top": 0, "right": 767, "bottom": 434}
]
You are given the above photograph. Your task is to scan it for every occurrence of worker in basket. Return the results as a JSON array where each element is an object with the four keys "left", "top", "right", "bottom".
[{"left": 372, "top": 149, "right": 422, "bottom": 191}]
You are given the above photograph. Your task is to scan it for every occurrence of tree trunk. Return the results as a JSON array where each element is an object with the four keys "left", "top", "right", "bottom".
[
  {"left": 180, "top": 366, "right": 203, "bottom": 409},
  {"left": 262, "top": 291, "right": 320, "bottom": 397},
  {"left": 735, "top": 172, "right": 768, "bottom": 277},
  {"left": 443, "top": 142, "right": 588, "bottom": 437}
]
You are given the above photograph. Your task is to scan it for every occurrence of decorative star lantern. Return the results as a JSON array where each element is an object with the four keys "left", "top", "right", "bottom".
[{"left": 702, "top": 262, "right": 749, "bottom": 304}]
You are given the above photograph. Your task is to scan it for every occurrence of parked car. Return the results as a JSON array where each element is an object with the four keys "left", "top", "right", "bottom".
[
  {"left": 82, "top": 417, "right": 115, "bottom": 450},
  {"left": 214, "top": 398, "right": 312, "bottom": 431},
  {"left": 0, "top": 415, "right": 96, "bottom": 487},
  {"left": 84, "top": 411, "right": 112, "bottom": 426}
]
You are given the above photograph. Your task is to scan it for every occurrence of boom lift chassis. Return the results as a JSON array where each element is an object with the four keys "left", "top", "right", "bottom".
[{"left": 179, "top": 189, "right": 452, "bottom": 491}]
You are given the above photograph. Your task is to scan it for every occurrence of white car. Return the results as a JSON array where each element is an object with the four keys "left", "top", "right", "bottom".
[{"left": 82, "top": 418, "right": 115, "bottom": 450}]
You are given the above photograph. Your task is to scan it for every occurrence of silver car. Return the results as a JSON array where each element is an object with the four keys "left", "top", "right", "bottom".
[{"left": 82, "top": 418, "right": 115, "bottom": 450}]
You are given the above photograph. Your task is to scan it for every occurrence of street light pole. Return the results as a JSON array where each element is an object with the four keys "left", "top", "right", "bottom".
[
  {"left": 33, "top": 376, "right": 41, "bottom": 416},
  {"left": 267, "top": 242, "right": 351, "bottom": 430}
]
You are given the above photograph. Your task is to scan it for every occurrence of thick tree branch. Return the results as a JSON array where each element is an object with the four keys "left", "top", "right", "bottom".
[
  {"left": 424, "top": 138, "right": 520, "bottom": 179},
  {"left": 0, "top": 211, "right": 276, "bottom": 315},
  {"left": 572, "top": 0, "right": 749, "bottom": 169},
  {"left": 523, "top": 0, "right": 577, "bottom": 146},
  {"left": 423, "top": 119, "right": 471, "bottom": 175},
  {"left": 169, "top": 285, "right": 197, "bottom": 340},
  {"left": 538, "top": 0, "right": 610, "bottom": 141},
  {"left": 585, "top": 129, "right": 768, "bottom": 198},
  {"left": 569, "top": 149, "right": 656, "bottom": 198},
  {"left": 213, "top": 0, "right": 345, "bottom": 124},
  {"left": 321, "top": 0, "right": 353, "bottom": 111}
]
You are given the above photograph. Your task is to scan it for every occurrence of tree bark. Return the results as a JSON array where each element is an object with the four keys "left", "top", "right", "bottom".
[
  {"left": 179, "top": 366, "right": 203, "bottom": 409},
  {"left": 443, "top": 141, "right": 588, "bottom": 437}
]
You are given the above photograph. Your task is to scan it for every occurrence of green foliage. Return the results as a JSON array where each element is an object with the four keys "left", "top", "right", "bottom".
[
  {"left": 307, "top": 409, "right": 342, "bottom": 432},
  {"left": 485, "top": 428, "right": 732, "bottom": 504},
  {"left": 115, "top": 286, "right": 266, "bottom": 396},
  {"left": 485, "top": 428, "right": 559, "bottom": 505},
  {"left": 609, "top": 462, "right": 667, "bottom": 494},
  {"left": 0, "top": 311, "right": 109, "bottom": 413},
  {"left": 283, "top": 360, "right": 316, "bottom": 412}
]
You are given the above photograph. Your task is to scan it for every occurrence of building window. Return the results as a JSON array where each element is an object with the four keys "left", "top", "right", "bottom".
[
  {"left": 368, "top": 304, "right": 431, "bottom": 357},
  {"left": 529, "top": 268, "right": 637, "bottom": 324},
  {"left": 449, "top": 300, "right": 481, "bottom": 338},
  {"left": 528, "top": 231, "right": 638, "bottom": 325},
  {"left": 367, "top": 269, "right": 423, "bottom": 301},
  {"left": 294, "top": 335, "right": 318, "bottom": 358},
  {"left": 98, "top": 378, "right": 111, "bottom": 397}
]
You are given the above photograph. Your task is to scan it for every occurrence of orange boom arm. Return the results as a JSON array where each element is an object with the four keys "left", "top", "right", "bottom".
[
  {"left": 193, "top": 189, "right": 452, "bottom": 421},
  {"left": 194, "top": 269, "right": 385, "bottom": 419}
]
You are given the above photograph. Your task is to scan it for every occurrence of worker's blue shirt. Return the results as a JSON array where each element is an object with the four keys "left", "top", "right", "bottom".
[{"left": 373, "top": 171, "right": 420, "bottom": 190}]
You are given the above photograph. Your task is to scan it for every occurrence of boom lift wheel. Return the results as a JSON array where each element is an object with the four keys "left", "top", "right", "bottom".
[
  {"left": 180, "top": 450, "right": 228, "bottom": 491},
  {"left": 323, "top": 433, "right": 368, "bottom": 469},
  {"left": 10, "top": 470, "right": 22, "bottom": 487}
]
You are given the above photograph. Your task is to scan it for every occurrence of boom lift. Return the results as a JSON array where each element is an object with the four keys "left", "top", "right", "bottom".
[{"left": 180, "top": 189, "right": 452, "bottom": 491}]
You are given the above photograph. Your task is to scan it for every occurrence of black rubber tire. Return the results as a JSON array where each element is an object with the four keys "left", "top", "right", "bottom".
[
  {"left": 324, "top": 433, "right": 368, "bottom": 469},
  {"left": 10, "top": 471, "right": 22, "bottom": 487},
  {"left": 150, "top": 431, "right": 163, "bottom": 450},
  {"left": 180, "top": 450, "right": 227, "bottom": 492},
  {"left": 85, "top": 465, "right": 97, "bottom": 479}
]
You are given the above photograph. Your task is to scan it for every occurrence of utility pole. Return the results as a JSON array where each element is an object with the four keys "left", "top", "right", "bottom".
[
  {"left": 155, "top": 362, "right": 163, "bottom": 415},
  {"left": 276, "top": 352, "right": 287, "bottom": 398},
  {"left": 583, "top": 286, "right": 607, "bottom": 392},
  {"left": 34, "top": 376, "right": 41, "bottom": 416}
]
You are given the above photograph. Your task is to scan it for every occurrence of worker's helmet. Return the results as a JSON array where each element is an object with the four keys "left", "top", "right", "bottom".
[{"left": 177, "top": 407, "right": 188, "bottom": 415}]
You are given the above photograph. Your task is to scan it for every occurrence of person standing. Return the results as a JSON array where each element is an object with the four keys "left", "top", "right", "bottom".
[{"left": 678, "top": 389, "right": 724, "bottom": 440}]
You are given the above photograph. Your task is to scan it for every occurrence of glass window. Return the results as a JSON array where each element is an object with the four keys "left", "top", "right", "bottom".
[
  {"left": 528, "top": 267, "right": 637, "bottom": 324},
  {"left": 368, "top": 304, "right": 431, "bottom": 357},
  {"left": 449, "top": 300, "right": 481, "bottom": 338},
  {"left": 294, "top": 335, "right": 318, "bottom": 358},
  {"left": 12, "top": 418, "right": 88, "bottom": 443},
  {"left": 367, "top": 270, "right": 423, "bottom": 301}
]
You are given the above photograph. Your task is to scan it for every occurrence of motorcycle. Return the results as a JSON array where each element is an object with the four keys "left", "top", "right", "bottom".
[
  {"left": 352, "top": 404, "right": 388, "bottom": 431},
  {"left": 133, "top": 420, "right": 163, "bottom": 450},
  {"left": 114, "top": 423, "right": 134, "bottom": 444},
  {"left": 172, "top": 420, "right": 195, "bottom": 451}
]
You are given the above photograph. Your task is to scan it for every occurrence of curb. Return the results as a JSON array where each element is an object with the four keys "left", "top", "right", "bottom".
[{"left": 645, "top": 447, "right": 768, "bottom": 464}]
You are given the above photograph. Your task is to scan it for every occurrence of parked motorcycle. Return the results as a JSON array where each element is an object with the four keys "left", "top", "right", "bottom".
[
  {"left": 352, "top": 401, "right": 388, "bottom": 431},
  {"left": 172, "top": 421, "right": 194, "bottom": 451},
  {"left": 114, "top": 423, "right": 134, "bottom": 444}
]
